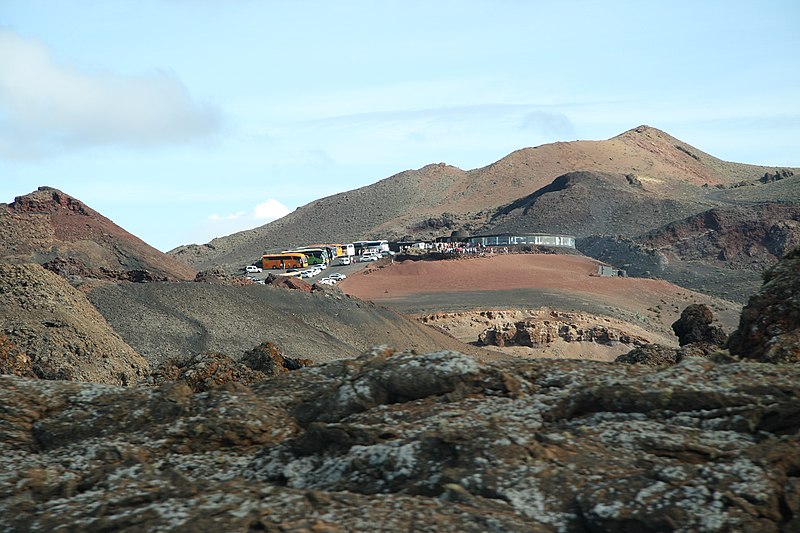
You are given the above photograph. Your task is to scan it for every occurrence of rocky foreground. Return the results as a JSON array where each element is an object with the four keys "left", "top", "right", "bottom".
[
  {"left": 1, "top": 226, "right": 799, "bottom": 531},
  {"left": 1, "top": 346, "right": 799, "bottom": 532}
]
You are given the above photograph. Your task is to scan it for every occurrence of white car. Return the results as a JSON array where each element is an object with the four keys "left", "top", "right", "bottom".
[
  {"left": 300, "top": 270, "right": 315, "bottom": 278},
  {"left": 328, "top": 273, "right": 346, "bottom": 280},
  {"left": 339, "top": 257, "right": 352, "bottom": 266},
  {"left": 318, "top": 277, "right": 337, "bottom": 285},
  {"left": 359, "top": 254, "right": 379, "bottom": 262},
  {"left": 245, "top": 265, "right": 262, "bottom": 273}
]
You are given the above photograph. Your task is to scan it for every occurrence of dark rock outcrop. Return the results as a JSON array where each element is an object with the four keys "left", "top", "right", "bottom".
[
  {"left": 240, "top": 341, "right": 311, "bottom": 373},
  {"left": 264, "top": 273, "right": 313, "bottom": 291},
  {"left": 671, "top": 304, "right": 728, "bottom": 346},
  {"left": 146, "top": 352, "right": 269, "bottom": 392},
  {"left": 728, "top": 247, "right": 800, "bottom": 363},
  {"left": 615, "top": 343, "right": 679, "bottom": 367},
  {"left": 2, "top": 349, "right": 799, "bottom": 531},
  {"left": 194, "top": 268, "right": 254, "bottom": 286}
]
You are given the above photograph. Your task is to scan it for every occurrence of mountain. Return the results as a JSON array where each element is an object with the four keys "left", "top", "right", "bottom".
[
  {"left": 579, "top": 203, "right": 800, "bottom": 302},
  {"left": 169, "top": 125, "right": 797, "bottom": 273},
  {"left": 0, "top": 186, "right": 494, "bottom": 384},
  {"left": 1, "top": 186, "right": 196, "bottom": 281}
]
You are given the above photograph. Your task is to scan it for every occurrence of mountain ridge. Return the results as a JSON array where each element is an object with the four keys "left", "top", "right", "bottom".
[{"left": 168, "top": 125, "right": 798, "bottom": 273}]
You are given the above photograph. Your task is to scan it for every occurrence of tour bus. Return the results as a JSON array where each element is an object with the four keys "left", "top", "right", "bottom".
[
  {"left": 285, "top": 247, "right": 329, "bottom": 266},
  {"left": 353, "top": 240, "right": 389, "bottom": 255},
  {"left": 310, "top": 244, "right": 344, "bottom": 258},
  {"left": 261, "top": 253, "right": 308, "bottom": 270}
]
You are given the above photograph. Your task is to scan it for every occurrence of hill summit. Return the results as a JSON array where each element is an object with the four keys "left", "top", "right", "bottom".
[
  {"left": 1, "top": 186, "right": 195, "bottom": 282},
  {"left": 168, "top": 125, "right": 797, "bottom": 274}
]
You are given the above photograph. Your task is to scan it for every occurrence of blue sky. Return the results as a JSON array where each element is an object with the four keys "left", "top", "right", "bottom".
[{"left": 1, "top": 1, "right": 798, "bottom": 251}]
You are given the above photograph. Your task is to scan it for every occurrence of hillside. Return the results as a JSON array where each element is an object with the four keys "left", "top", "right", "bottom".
[
  {"left": 87, "top": 281, "right": 494, "bottom": 368},
  {"left": 579, "top": 203, "right": 800, "bottom": 302},
  {"left": 0, "top": 263, "right": 149, "bottom": 384},
  {"left": 169, "top": 125, "right": 796, "bottom": 273},
  {"left": 338, "top": 253, "right": 741, "bottom": 346},
  {"left": 3, "top": 242, "right": 800, "bottom": 531},
  {"left": 0, "top": 186, "right": 494, "bottom": 387},
  {"left": 1, "top": 186, "right": 196, "bottom": 281}
]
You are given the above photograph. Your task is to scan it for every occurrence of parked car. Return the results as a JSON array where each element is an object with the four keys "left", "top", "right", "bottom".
[
  {"left": 318, "top": 277, "right": 337, "bottom": 285},
  {"left": 328, "top": 273, "right": 346, "bottom": 280},
  {"left": 300, "top": 270, "right": 315, "bottom": 278},
  {"left": 339, "top": 257, "right": 352, "bottom": 266},
  {"left": 245, "top": 265, "right": 262, "bottom": 273},
  {"left": 359, "top": 254, "right": 379, "bottom": 262}
]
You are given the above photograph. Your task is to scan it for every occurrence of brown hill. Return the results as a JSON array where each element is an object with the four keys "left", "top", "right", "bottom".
[
  {"left": 579, "top": 203, "right": 800, "bottom": 302},
  {"left": 0, "top": 263, "right": 149, "bottom": 384},
  {"left": 337, "top": 254, "right": 741, "bottom": 348},
  {"left": 0, "top": 186, "right": 493, "bottom": 385},
  {"left": 169, "top": 125, "right": 795, "bottom": 272},
  {"left": 1, "top": 186, "right": 196, "bottom": 281}
]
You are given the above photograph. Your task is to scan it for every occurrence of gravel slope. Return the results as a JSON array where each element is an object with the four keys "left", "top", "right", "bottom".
[{"left": 87, "top": 281, "right": 494, "bottom": 367}]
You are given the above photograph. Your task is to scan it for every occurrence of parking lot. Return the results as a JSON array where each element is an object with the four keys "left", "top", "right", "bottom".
[{"left": 244, "top": 258, "right": 369, "bottom": 285}]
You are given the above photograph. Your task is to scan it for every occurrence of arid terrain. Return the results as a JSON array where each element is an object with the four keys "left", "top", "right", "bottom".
[
  {"left": 338, "top": 253, "right": 740, "bottom": 360},
  {"left": 2, "top": 125, "right": 800, "bottom": 531}
]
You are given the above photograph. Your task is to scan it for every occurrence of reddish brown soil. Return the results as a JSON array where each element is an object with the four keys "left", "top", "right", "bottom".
[{"left": 338, "top": 254, "right": 741, "bottom": 340}]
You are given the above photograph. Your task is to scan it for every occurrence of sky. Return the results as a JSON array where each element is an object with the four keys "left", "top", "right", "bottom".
[{"left": 1, "top": 0, "right": 799, "bottom": 251}]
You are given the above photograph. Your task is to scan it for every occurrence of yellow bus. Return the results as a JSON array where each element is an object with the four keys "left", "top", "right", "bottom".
[{"left": 261, "top": 253, "right": 308, "bottom": 270}]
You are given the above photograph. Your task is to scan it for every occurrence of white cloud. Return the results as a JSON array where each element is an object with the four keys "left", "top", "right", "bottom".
[
  {"left": 198, "top": 198, "right": 291, "bottom": 244},
  {"left": 253, "top": 198, "right": 291, "bottom": 220},
  {"left": 0, "top": 29, "right": 221, "bottom": 159}
]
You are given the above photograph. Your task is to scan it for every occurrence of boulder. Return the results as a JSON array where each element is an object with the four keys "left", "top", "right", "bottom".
[
  {"left": 264, "top": 273, "right": 313, "bottom": 292},
  {"left": 240, "top": 341, "right": 312, "bottom": 374},
  {"left": 728, "top": 247, "right": 800, "bottom": 362},
  {"left": 615, "top": 343, "right": 679, "bottom": 367},
  {"left": 671, "top": 303, "right": 728, "bottom": 346},
  {"left": 147, "top": 352, "right": 268, "bottom": 392}
]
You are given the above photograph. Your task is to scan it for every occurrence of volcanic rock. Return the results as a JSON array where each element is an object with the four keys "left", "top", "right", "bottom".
[
  {"left": 615, "top": 343, "right": 679, "bottom": 367},
  {"left": 264, "top": 273, "right": 313, "bottom": 292},
  {"left": 194, "top": 267, "right": 253, "bottom": 286},
  {"left": 671, "top": 304, "right": 728, "bottom": 346},
  {"left": 480, "top": 319, "right": 649, "bottom": 349},
  {"left": 0, "top": 334, "right": 36, "bottom": 378},
  {"left": 728, "top": 247, "right": 800, "bottom": 363},
  {"left": 240, "top": 341, "right": 312, "bottom": 374},
  {"left": 0, "top": 263, "right": 149, "bottom": 385},
  {"left": 1, "top": 186, "right": 195, "bottom": 281},
  {"left": 1, "top": 349, "right": 799, "bottom": 531},
  {"left": 147, "top": 352, "right": 269, "bottom": 392}
]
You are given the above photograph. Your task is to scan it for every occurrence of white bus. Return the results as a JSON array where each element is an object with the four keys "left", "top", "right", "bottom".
[{"left": 353, "top": 240, "right": 389, "bottom": 255}]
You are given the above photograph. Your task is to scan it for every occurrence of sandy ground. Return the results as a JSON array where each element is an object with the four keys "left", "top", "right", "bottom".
[{"left": 338, "top": 254, "right": 742, "bottom": 344}]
